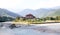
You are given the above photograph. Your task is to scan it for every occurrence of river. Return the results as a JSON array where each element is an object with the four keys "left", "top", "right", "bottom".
[{"left": 0, "top": 22, "right": 60, "bottom": 35}]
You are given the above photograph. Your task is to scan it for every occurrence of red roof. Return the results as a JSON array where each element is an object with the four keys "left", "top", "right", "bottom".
[
  {"left": 26, "top": 14, "right": 34, "bottom": 16},
  {"left": 25, "top": 14, "right": 35, "bottom": 19}
]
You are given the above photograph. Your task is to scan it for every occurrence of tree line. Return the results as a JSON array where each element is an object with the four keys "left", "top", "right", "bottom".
[{"left": 0, "top": 16, "right": 14, "bottom": 22}]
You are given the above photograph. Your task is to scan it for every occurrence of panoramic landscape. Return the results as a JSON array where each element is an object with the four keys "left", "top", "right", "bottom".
[{"left": 0, "top": 0, "right": 60, "bottom": 35}]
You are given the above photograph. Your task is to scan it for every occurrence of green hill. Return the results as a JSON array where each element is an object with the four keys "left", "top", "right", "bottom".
[
  {"left": 0, "top": 8, "right": 21, "bottom": 18},
  {"left": 48, "top": 9, "right": 60, "bottom": 17}
]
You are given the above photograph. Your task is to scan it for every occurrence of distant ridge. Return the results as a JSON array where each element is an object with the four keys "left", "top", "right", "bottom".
[
  {"left": 0, "top": 8, "right": 21, "bottom": 18},
  {"left": 19, "top": 9, "right": 55, "bottom": 18},
  {"left": 48, "top": 9, "right": 60, "bottom": 17},
  {"left": 19, "top": 6, "right": 60, "bottom": 18}
]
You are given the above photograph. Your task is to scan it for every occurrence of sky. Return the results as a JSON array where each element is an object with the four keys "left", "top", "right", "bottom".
[{"left": 0, "top": 0, "right": 60, "bottom": 13}]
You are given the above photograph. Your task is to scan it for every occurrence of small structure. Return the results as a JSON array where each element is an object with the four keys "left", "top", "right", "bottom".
[{"left": 25, "top": 14, "right": 35, "bottom": 19}]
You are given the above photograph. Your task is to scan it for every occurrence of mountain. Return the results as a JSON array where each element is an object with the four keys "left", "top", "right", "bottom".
[
  {"left": 48, "top": 9, "right": 60, "bottom": 17},
  {"left": 19, "top": 8, "right": 55, "bottom": 18},
  {"left": 0, "top": 8, "right": 21, "bottom": 18},
  {"left": 35, "top": 8, "right": 55, "bottom": 18},
  {"left": 19, "top": 9, "right": 34, "bottom": 17},
  {"left": 52, "top": 6, "right": 60, "bottom": 9},
  {"left": 18, "top": 6, "right": 60, "bottom": 18}
]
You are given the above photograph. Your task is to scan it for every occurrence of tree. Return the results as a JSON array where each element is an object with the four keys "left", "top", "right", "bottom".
[
  {"left": 0, "top": 16, "right": 14, "bottom": 22},
  {"left": 56, "top": 16, "right": 60, "bottom": 20},
  {"left": 16, "top": 17, "right": 20, "bottom": 20},
  {"left": 50, "top": 17, "right": 55, "bottom": 20},
  {"left": 45, "top": 17, "right": 51, "bottom": 20}
]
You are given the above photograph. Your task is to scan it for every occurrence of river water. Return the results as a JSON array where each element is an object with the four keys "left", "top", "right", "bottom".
[{"left": 0, "top": 23, "right": 60, "bottom": 35}]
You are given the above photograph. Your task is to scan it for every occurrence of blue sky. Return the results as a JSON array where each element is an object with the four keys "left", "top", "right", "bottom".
[{"left": 0, "top": 0, "right": 60, "bottom": 13}]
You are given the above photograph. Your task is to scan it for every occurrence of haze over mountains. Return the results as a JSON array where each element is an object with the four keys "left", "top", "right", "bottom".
[
  {"left": 0, "top": 8, "right": 21, "bottom": 18},
  {"left": 19, "top": 7, "right": 60, "bottom": 18},
  {"left": 0, "top": 6, "right": 60, "bottom": 18}
]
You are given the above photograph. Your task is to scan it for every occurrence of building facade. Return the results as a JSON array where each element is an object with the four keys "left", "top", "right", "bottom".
[{"left": 25, "top": 14, "right": 35, "bottom": 19}]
